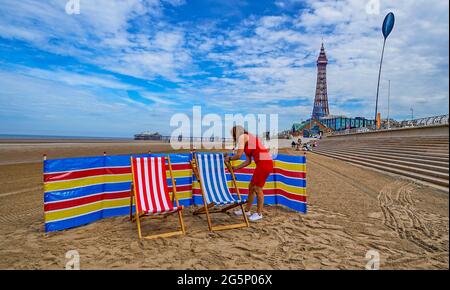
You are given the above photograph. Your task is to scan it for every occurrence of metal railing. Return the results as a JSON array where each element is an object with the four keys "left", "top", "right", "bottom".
[
  {"left": 327, "top": 114, "right": 449, "bottom": 136},
  {"left": 135, "top": 135, "right": 235, "bottom": 143},
  {"left": 400, "top": 114, "right": 449, "bottom": 128}
]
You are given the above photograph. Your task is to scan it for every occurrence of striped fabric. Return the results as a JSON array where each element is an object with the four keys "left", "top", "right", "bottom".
[
  {"left": 193, "top": 154, "right": 307, "bottom": 213},
  {"left": 44, "top": 153, "right": 306, "bottom": 232},
  {"left": 195, "top": 153, "right": 243, "bottom": 206},
  {"left": 131, "top": 157, "right": 182, "bottom": 215},
  {"left": 44, "top": 154, "right": 192, "bottom": 232}
]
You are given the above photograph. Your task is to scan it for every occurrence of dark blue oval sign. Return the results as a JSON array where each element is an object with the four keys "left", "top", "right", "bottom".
[{"left": 382, "top": 12, "right": 395, "bottom": 39}]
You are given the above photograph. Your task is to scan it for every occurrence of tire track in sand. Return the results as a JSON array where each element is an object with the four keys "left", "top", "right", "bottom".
[{"left": 377, "top": 182, "right": 448, "bottom": 254}]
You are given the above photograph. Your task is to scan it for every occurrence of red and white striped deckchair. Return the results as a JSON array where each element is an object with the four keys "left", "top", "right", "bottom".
[{"left": 129, "top": 156, "right": 185, "bottom": 239}]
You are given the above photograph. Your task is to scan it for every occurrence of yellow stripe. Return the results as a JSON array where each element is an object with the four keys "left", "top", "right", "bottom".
[
  {"left": 46, "top": 191, "right": 195, "bottom": 222},
  {"left": 45, "top": 174, "right": 131, "bottom": 192},
  {"left": 276, "top": 183, "right": 306, "bottom": 195},
  {"left": 45, "top": 170, "right": 192, "bottom": 192},
  {"left": 172, "top": 191, "right": 192, "bottom": 200},
  {"left": 231, "top": 160, "right": 305, "bottom": 172},
  {"left": 45, "top": 198, "right": 129, "bottom": 222},
  {"left": 192, "top": 181, "right": 277, "bottom": 190},
  {"left": 166, "top": 169, "right": 191, "bottom": 178},
  {"left": 192, "top": 181, "right": 305, "bottom": 195},
  {"left": 274, "top": 161, "right": 305, "bottom": 172}
]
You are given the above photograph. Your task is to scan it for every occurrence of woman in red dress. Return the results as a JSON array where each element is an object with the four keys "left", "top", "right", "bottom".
[{"left": 225, "top": 125, "right": 273, "bottom": 222}]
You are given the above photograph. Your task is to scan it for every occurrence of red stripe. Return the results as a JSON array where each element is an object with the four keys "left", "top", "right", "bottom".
[
  {"left": 228, "top": 167, "right": 305, "bottom": 179},
  {"left": 154, "top": 158, "right": 165, "bottom": 212},
  {"left": 276, "top": 190, "right": 307, "bottom": 202},
  {"left": 137, "top": 159, "right": 146, "bottom": 212},
  {"left": 231, "top": 168, "right": 254, "bottom": 174},
  {"left": 44, "top": 167, "right": 130, "bottom": 182},
  {"left": 273, "top": 168, "right": 306, "bottom": 179},
  {"left": 144, "top": 158, "right": 155, "bottom": 213},
  {"left": 44, "top": 191, "right": 131, "bottom": 212},
  {"left": 194, "top": 188, "right": 304, "bottom": 201},
  {"left": 44, "top": 163, "right": 189, "bottom": 183},
  {"left": 170, "top": 163, "right": 190, "bottom": 171},
  {"left": 160, "top": 157, "right": 174, "bottom": 210},
  {"left": 132, "top": 159, "right": 144, "bottom": 212},
  {"left": 193, "top": 188, "right": 277, "bottom": 195},
  {"left": 229, "top": 188, "right": 277, "bottom": 195},
  {"left": 167, "top": 185, "right": 191, "bottom": 192}
]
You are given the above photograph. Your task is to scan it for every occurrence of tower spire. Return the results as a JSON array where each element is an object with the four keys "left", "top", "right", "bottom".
[{"left": 312, "top": 42, "right": 330, "bottom": 119}]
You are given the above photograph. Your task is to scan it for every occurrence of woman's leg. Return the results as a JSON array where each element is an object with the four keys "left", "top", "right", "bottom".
[
  {"left": 253, "top": 186, "right": 264, "bottom": 215},
  {"left": 245, "top": 183, "right": 255, "bottom": 212}
]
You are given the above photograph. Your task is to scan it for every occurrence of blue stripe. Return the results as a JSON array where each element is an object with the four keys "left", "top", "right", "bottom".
[
  {"left": 45, "top": 199, "right": 194, "bottom": 232},
  {"left": 106, "top": 155, "right": 133, "bottom": 167},
  {"left": 44, "top": 155, "right": 152, "bottom": 173},
  {"left": 197, "top": 153, "right": 238, "bottom": 205},
  {"left": 274, "top": 154, "right": 306, "bottom": 164},
  {"left": 178, "top": 198, "right": 194, "bottom": 207},
  {"left": 203, "top": 154, "right": 221, "bottom": 203},
  {"left": 212, "top": 154, "right": 230, "bottom": 202},
  {"left": 44, "top": 182, "right": 131, "bottom": 202},
  {"left": 44, "top": 154, "right": 192, "bottom": 174},
  {"left": 150, "top": 153, "right": 191, "bottom": 164},
  {"left": 44, "top": 176, "right": 191, "bottom": 202},
  {"left": 218, "top": 154, "right": 235, "bottom": 202},
  {"left": 45, "top": 206, "right": 130, "bottom": 232},
  {"left": 208, "top": 154, "right": 223, "bottom": 202},
  {"left": 230, "top": 153, "right": 306, "bottom": 164},
  {"left": 44, "top": 156, "right": 105, "bottom": 173},
  {"left": 232, "top": 173, "right": 276, "bottom": 183},
  {"left": 276, "top": 196, "right": 307, "bottom": 213},
  {"left": 234, "top": 194, "right": 277, "bottom": 205},
  {"left": 193, "top": 194, "right": 276, "bottom": 206},
  {"left": 274, "top": 175, "right": 306, "bottom": 187},
  {"left": 166, "top": 176, "right": 192, "bottom": 187}
]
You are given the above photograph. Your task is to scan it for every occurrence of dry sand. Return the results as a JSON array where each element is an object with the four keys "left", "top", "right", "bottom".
[{"left": 0, "top": 141, "right": 448, "bottom": 269}]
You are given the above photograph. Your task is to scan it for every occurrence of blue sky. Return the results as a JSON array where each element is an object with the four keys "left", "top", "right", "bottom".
[{"left": 0, "top": 0, "right": 448, "bottom": 137}]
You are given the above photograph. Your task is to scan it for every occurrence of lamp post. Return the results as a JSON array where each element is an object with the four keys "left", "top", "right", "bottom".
[
  {"left": 410, "top": 108, "right": 414, "bottom": 120},
  {"left": 374, "top": 12, "right": 395, "bottom": 129},
  {"left": 387, "top": 80, "right": 391, "bottom": 129}
]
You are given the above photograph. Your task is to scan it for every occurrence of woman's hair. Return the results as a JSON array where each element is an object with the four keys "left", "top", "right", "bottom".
[{"left": 231, "top": 125, "right": 248, "bottom": 143}]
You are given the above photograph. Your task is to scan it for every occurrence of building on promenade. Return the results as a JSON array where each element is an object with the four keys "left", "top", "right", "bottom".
[
  {"left": 320, "top": 115, "right": 375, "bottom": 131},
  {"left": 292, "top": 119, "right": 333, "bottom": 138}
]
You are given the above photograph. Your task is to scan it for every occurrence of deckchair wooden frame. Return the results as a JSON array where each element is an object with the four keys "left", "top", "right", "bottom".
[
  {"left": 190, "top": 153, "right": 249, "bottom": 232},
  {"left": 129, "top": 156, "right": 186, "bottom": 240}
]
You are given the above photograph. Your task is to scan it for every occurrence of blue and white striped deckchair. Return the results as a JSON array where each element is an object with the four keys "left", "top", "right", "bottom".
[{"left": 191, "top": 152, "right": 249, "bottom": 231}]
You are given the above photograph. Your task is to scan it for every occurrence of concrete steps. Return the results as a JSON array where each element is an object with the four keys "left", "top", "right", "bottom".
[
  {"left": 334, "top": 148, "right": 449, "bottom": 163},
  {"left": 314, "top": 149, "right": 449, "bottom": 177},
  {"left": 314, "top": 151, "right": 449, "bottom": 190},
  {"left": 317, "top": 148, "right": 449, "bottom": 168},
  {"left": 319, "top": 145, "right": 449, "bottom": 158},
  {"left": 312, "top": 136, "right": 449, "bottom": 192},
  {"left": 320, "top": 145, "right": 449, "bottom": 157}
]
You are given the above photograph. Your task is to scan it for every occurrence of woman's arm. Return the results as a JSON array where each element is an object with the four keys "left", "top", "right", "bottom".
[
  {"left": 232, "top": 153, "right": 251, "bottom": 171},
  {"left": 228, "top": 134, "right": 248, "bottom": 161}
]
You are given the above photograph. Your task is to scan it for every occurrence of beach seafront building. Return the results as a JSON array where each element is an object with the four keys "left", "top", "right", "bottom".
[{"left": 293, "top": 43, "right": 374, "bottom": 137}]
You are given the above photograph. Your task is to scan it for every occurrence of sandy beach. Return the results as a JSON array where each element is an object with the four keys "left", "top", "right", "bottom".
[{"left": 0, "top": 141, "right": 448, "bottom": 269}]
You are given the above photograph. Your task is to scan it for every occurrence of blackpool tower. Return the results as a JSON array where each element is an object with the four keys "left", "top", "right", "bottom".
[{"left": 311, "top": 43, "right": 330, "bottom": 119}]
